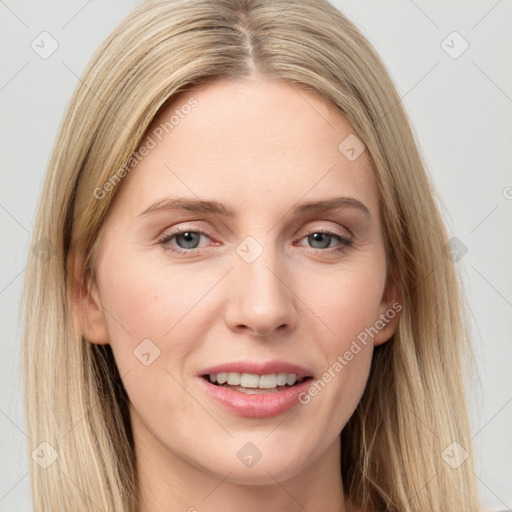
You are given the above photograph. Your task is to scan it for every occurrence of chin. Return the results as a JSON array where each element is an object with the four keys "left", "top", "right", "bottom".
[{"left": 195, "top": 434, "right": 318, "bottom": 485}]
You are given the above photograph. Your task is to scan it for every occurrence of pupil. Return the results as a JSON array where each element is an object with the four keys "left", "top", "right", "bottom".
[
  {"left": 178, "top": 232, "right": 199, "bottom": 249},
  {"left": 310, "top": 233, "right": 330, "bottom": 249}
]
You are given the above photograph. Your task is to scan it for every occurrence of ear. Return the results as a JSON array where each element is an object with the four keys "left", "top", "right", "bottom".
[
  {"left": 67, "top": 245, "right": 110, "bottom": 345},
  {"left": 373, "top": 265, "right": 402, "bottom": 346}
]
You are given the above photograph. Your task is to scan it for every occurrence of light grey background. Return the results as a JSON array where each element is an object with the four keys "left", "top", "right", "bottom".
[{"left": 1, "top": 1, "right": 511, "bottom": 510}]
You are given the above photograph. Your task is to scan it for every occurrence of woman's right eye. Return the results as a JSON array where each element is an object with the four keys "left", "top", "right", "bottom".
[{"left": 158, "top": 229, "right": 212, "bottom": 255}]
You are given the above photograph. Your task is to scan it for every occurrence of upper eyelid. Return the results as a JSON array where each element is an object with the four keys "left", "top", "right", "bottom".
[
  {"left": 159, "top": 223, "right": 351, "bottom": 240},
  {"left": 160, "top": 217, "right": 352, "bottom": 235}
]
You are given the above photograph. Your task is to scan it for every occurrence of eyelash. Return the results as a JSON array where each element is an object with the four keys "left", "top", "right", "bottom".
[{"left": 157, "top": 226, "right": 353, "bottom": 256}]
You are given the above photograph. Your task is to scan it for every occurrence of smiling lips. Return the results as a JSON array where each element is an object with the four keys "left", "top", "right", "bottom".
[
  {"left": 198, "top": 360, "right": 314, "bottom": 418},
  {"left": 207, "top": 371, "right": 305, "bottom": 392}
]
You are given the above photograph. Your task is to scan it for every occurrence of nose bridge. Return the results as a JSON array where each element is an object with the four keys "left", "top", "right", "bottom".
[{"left": 226, "top": 234, "right": 297, "bottom": 336}]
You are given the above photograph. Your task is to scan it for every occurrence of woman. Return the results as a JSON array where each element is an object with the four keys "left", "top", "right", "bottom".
[{"left": 22, "top": 0, "right": 483, "bottom": 510}]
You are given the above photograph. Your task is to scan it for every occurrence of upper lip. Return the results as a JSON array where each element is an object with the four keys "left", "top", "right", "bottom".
[{"left": 199, "top": 360, "right": 314, "bottom": 378}]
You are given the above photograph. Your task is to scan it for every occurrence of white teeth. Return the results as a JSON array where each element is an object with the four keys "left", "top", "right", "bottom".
[
  {"left": 227, "top": 372, "right": 241, "bottom": 385},
  {"left": 240, "top": 373, "right": 260, "bottom": 388},
  {"left": 276, "top": 373, "right": 288, "bottom": 386},
  {"left": 286, "top": 374, "right": 297, "bottom": 386},
  {"left": 259, "top": 374, "right": 277, "bottom": 388},
  {"left": 207, "top": 372, "right": 304, "bottom": 389}
]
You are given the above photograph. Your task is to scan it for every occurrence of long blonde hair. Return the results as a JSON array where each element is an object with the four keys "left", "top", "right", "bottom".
[{"left": 22, "top": 0, "right": 482, "bottom": 510}]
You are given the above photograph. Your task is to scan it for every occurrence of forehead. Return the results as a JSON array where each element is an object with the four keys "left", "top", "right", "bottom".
[{"left": 110, "top": 77, "right": 379, "bottom": 220}]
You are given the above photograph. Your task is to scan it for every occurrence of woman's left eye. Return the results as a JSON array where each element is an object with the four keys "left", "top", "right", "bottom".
[
  {"left": 158, "top": 228, "right": 352, "bottom": 255},
  {"left": 296, "top": 231, "right": 352, "bottom": 253}
]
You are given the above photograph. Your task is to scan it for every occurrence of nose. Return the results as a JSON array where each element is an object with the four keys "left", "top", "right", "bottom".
[{"left": 224, "top": 246, "right": 298, "bottom": 338}]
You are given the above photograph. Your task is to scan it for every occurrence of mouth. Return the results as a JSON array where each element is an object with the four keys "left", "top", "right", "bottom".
[
  {"left": 201, "top": 372, "right": 313, "bottom": 394},
  {"left": 197, "top": 362, "right": 315, "bottom": 418}
]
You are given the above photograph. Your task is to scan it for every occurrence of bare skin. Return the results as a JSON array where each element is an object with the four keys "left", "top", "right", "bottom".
[{"left": 71, "top": 76, "right": 400, "bottom": 512}]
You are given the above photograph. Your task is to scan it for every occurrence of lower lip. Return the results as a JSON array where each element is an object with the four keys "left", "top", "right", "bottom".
[{"left": 198, "top": 377, "right": 313, "bottom": 418}]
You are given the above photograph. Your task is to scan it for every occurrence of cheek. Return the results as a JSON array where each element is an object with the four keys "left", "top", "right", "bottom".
[
  {"left": 94, "top": 262, "right": 203, "bottom": 434},
  {"left": 312, "top": 258, "right": 386, "bottom": 345},
  {"left": 94, "top": 252, "right": 227, "bottom": 404},
  {"left": 91, "top": 256, "right": 183, "bottom": 388},
  {"left": 96, "top": 253, "right": 210, "bottom": 350},
  {"left": 297, "top": 257, "right": 385, "bottom": 426}
]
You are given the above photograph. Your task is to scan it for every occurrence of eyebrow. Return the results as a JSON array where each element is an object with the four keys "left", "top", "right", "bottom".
[{"left": 138, "top": 196, "right": 371, "bottom": 218}]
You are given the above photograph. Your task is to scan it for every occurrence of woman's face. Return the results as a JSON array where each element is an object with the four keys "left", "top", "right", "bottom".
[{"left": 78, "top": 78, "right": 398, "bottom": 486}]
